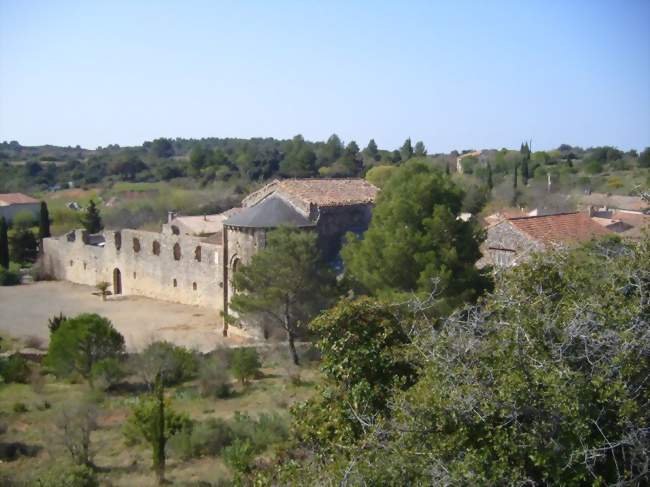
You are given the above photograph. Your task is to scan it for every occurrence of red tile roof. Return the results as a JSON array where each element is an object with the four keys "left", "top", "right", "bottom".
[
  {"left": 508, "top": 212, "right": 612, "bottom": 245},
  {"left": 0, "top": 193, "right": 39, "bottom": 205},
  {"left": 243, "top": 178, "right": 379, "bottom": 208}
]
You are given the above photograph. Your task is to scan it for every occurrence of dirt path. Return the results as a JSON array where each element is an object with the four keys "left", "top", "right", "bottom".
[{"left": 0, "top": 281, "right": 251, "bottom": 351}]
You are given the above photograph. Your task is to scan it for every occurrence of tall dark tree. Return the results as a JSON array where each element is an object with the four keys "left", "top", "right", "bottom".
[
  {"left": 9, "top": 228, "right": 38, "bottom": 263},
  {"left": 150, "top": 138, "right": 174, "bottom": 158},
  {"left": 520, "top": 141, "right": 531, "bottom": 186},
  {"left": 81, "top": 200, "right": 103, "bottom": 234},
  {"left": 39, "top": 201, "right": 51, "bottom": 239},
  {"left": 342, "top": 160, "right": 489, "bottom": 310},
  {"left": 414, "top": 141, "right": 427, "bottom": 157},
  {"left": 364, "top": 139, "right": 379, "bottom": 161},
  {"left": 513, "top": 162, "right": 518, "bottom": 190},
  {"left": 0, "top": 217, "right": 9, "bottom": 269},
  {"left": 400, "top": 138, "right": 414, "bottom": 161},
  {"left": 487, "top": 161, "right": 494, "bottom": 190}
]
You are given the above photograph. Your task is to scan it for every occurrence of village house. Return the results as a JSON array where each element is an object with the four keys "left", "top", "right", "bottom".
[
  {"left": 0, "top": 192, "right": 40, "bottom": 223},
  {"left": 479, "top": 211, "right": 613, "bottom": 268},
  {"left": 42, "top": 178, "right": 378, "bottom": 335}
]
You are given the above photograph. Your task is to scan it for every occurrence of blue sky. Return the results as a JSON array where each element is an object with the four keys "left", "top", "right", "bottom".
[{"left": 1, "top": 0, "right": 648, "bottom": 152}]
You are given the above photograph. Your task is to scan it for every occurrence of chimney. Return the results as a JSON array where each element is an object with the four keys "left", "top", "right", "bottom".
[{"left": 167, "top": 211, "right": 177, "bottom": 224}]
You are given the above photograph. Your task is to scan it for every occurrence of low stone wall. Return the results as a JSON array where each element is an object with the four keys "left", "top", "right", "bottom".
[{"left": 42, "top": 228, "right": 225, "bottom": 311}]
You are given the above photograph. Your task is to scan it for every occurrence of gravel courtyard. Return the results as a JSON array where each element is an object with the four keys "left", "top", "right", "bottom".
[{"left": 0, "top": 281, "right": 250, "bottom": 351}]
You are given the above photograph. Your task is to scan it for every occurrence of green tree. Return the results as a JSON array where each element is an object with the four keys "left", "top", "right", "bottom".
[
  {"left": 400, "top": 137, "right": 413, "bottom": 161},
  {"left": 280, "top": 135, "right": 317, "bottom": 177},
  {"left": 342, "top": 160, "right": 489, "bottom": 309},
  {"left": 364, "top": 139, "right": 379, "bottom": 161},
  {"left": 520, "top": 141, "right": 530, "bottom": 185},
  {"left": 414, "top": 140, "right": 427, "bottom": 157},
  {"left": 487, "top": 160, "right": 494, "bottom": 190},
  {"left": 0, "top": 217, "right": 8, "bottom": 269},
  {"left": 81, "top": 200, "right": 103, "bottom": 234},
  {"left": 150, "top": 138, "right": 174, "bottom": 158},
  {"left": 126, "top": 373, "right": 189, "bottom": 484},
  {"left": 639, "top": 147, "right": 650, "bottom": 168},
  {"left": 45, "top": 313, "right": 125, "bottom": 387},
  {"left": 293, "top": 298, "right": 415, "bottom": 449},
  {"left": 230, "top": 227, "right": 337, "bottom": 365},
  {"left": 318, "top": 134, "right": 344, "bottom": 166},
  {"left": 230, "top": 347, "right": 261, "bottom": 385},
  {"left": 365, "top": 165, "right": 397, "bottom": 189},
  {"left": 9, "top": 227, "right": 38, "bottom": 263},
  {"left": 39, "top": 201, "right": 51, "bottom": 239}
]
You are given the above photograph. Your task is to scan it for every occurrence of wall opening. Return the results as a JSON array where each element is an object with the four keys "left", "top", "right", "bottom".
[
  {"left": 133, "top": 272, "right": 136, "bottom": 279},
  {"left": 173, "top": 278, "right": 177, "bottom": 288},
  {"left": 194, "top": 246, "right": 202, "bottom": 262},
  {"left": 192, "top": 282, "right": 197, "bottom": 291},
  {"left": 114, "top": 232, "right": 122, "bottom": 251},
  {"left": 113, "top": 268, "right": 122, "bottom": 295},
  {"left": 83, "top": 262, "right": 87, "bottom": 270},
  {"left": 69, "top": 260, "right": 73, "bottom": 267},
  {"left": 173, "top": 243, "right": 181, "bottom": 260},
  {"left": 171, "top": 225, "right": 180, "bottom": 235},
  {"left": 133, "top": 238, "right": 141, "bottom": 253},
  {"left": 152, "top": 240, "right": 161, "bottom": 255}
]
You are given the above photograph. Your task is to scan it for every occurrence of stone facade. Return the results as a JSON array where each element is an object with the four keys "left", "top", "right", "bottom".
[
  {"left": 42, "top": 178, "right": 379, "bottom": 335},
  {"left": 478, "top": 219, "right": 544, "bottom": 268},
  {"left": 42, "top": 228, "right": 225, "bottom": 311}
]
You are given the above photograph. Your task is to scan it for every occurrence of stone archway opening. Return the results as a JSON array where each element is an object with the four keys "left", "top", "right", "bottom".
[{"left": 113, "top": 268, "right": 122, "bottom": 295}]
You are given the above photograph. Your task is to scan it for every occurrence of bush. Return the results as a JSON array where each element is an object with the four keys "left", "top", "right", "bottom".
[
  {"left": 36, "top": 464, "right": 98, "bottom": 487},
  {"left": 135, "top": 341, "right": 198, "bottom": 387},
  {"left": 229, "top": 412, "right": 288, "bottom": 452},
  {"left": 230, "top": 348, "right": 261, "bottom": 385},
  {"left": 169, "top": 418, "right": 234, "bottom": 460},
  {"left": 0, "top": 267, "right": 20, "bottom": 286},
  {"left": 12, "top": 401, "right": 28, "bottom": 413},
  {"left": 223, "top": 438, "right": 255, "bottom": 474},
  {"left": 48, "top": 312, "right": 68, "bottom": 334},
  {"left": 90, "top": 357, "right": 125, "bottom": 390},
  {"left": 0, "top": 354, "right": 31, "bottom": 383},
  {"left": 198, "top": 355, "right": 231, "bottom": 398}
]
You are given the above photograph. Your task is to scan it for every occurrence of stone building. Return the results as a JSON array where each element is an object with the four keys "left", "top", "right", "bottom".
[
  {"left": 42, "top": 178, "right": 378, "bottom": 335},
  {"left": 479, "top": 211, "right": 612, "bottom": 268},
  {"left": 0, "top": 193, "right": 40, "bottom": 222}
]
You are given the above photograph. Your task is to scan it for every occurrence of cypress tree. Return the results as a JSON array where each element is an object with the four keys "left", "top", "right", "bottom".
[
  {"left": 0, "top": 217, "right": 9, "bottom": 269},
  {"left": 81, "top": 200, "right": 103, "bottom": 234},
  {"left": 513, "top": 163, "right": 518, "bottom": 190},
  {"left": 39, "top": 201, "right": 51, "bottom": 239},
  {"left": 487, "top": 161, "right": 493, "bottom": 190}
]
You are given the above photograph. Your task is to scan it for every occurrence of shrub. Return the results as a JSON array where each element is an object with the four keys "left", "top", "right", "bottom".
[
  {"left": 135, "top": 341, "right": 198, "bottom": 387},
  {"left": 36, "top": 464, "right": 98, "bottom": 487},
  {"left": 229, "top": 412, "right": 288, "bottom": 452},
  {"left": 0, "top": 354, "right": 31, "bottom": 383},
  {"left": 0, "top": 267, "right": 20, "bottom": 286},
  {"left": 230, "top": 348, "right": 261, "bottom": 385},
  {"left": 198, "top": 355, "right": 231, "bottom": 398},
  {"left": 23, "top": 335, "right": 45, "bottom": 349},
  {"left": 223, "top": 438, "right": 255, "bottom": 474},
  {"left": 90, "top": 357, "right": 125, "bottom": 390},
  {"left": 169, "top": 418, "right": 234, "bottom": 460},
  {"left": 12, "top": 402, "right": 28, "bottom": 413}
]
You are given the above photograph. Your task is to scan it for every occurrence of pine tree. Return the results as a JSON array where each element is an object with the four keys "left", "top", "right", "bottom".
[
  {"left": 39, "top": 201, "right": 51, "bottom": 239},
  {"left": 0, "top": 217, "right": 9, "bottom": 269},
  {"left": 81, "top": 200, "right": 103, "bottom": 234},
  {"left": 364, "top": 139, "right": 379, "bottom": 160}
]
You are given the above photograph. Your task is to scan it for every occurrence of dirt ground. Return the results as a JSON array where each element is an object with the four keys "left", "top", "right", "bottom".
[{"left": 0, "top": 281, "right": 251, "bottom": 351}]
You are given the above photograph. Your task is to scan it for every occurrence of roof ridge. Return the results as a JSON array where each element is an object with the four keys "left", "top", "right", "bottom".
[{"left": 508, "top": 212, "right": 579, "bottom": 220}]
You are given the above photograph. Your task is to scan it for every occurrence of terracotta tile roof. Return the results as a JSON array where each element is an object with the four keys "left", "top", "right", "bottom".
[
  {"left": 243, "top": 178, "right": 379, "bottom": 209},
  {"left": 172, "top": 208, "right": 241, "bottom": 235},
  {"left": 508, "top": 212, "right": 612, "bottom": 245},
  {"left": 0, "top": 193, "right": 39, "bottom": 205}
]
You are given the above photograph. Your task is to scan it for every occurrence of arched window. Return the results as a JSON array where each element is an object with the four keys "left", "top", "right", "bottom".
[
  {"left": 133, "top": 238, "right": 141, "bottom": 253},
  {"left": 173, "top": 278, "right": 177, "bottom": 288},
  {"left": 192, "top": 282, "right": 197, "bottom": 291},
  {"left": 152, "top": 240, "right": 161, "bottom": 255},
  {"left": 171, "top": 225, "right": 180, "bottom": 235},
  {"left": 194, "top": 246, "right": 202, "bottom": 262},
  {"left": 114, "top": 231, "right": 122, "bottom": 250},
  {"left": 173, "top": 243, "right": 181, "bottom": 260}
]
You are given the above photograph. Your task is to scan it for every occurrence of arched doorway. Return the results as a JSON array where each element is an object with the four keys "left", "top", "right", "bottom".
[{"left": 113, "top": 268, "right": 122, "bottom": 295}]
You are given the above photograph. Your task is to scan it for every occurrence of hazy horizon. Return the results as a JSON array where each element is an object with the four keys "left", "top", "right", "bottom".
[{"left": 1, "top": 0, "right": 649, "bottom": 152}]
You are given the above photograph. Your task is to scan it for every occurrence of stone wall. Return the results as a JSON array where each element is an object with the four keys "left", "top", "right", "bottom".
[
  {"left": 42, "top": 229, "right": 225, "bottom": 311},
  {"left": 479, "top": 220, "right": 544, "bottom": 268}
]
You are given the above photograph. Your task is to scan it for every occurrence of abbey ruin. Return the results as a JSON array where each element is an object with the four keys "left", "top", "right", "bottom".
[{"left": 42, "top": 179, "right": 378, "bottom": 334}]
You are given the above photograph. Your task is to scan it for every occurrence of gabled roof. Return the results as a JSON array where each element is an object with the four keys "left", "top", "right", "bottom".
[
  {"left": 242, "top": 178, "right": 378, "bottom": 209},
  {"left": 507, "top": 212, "right": 611, "bottom": 245},
  {"left": 224, "top": 196, "right": 315, "bottom": 229},
  {"left": 0, "top": 193, "right": 39, "bottom": 205}
]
